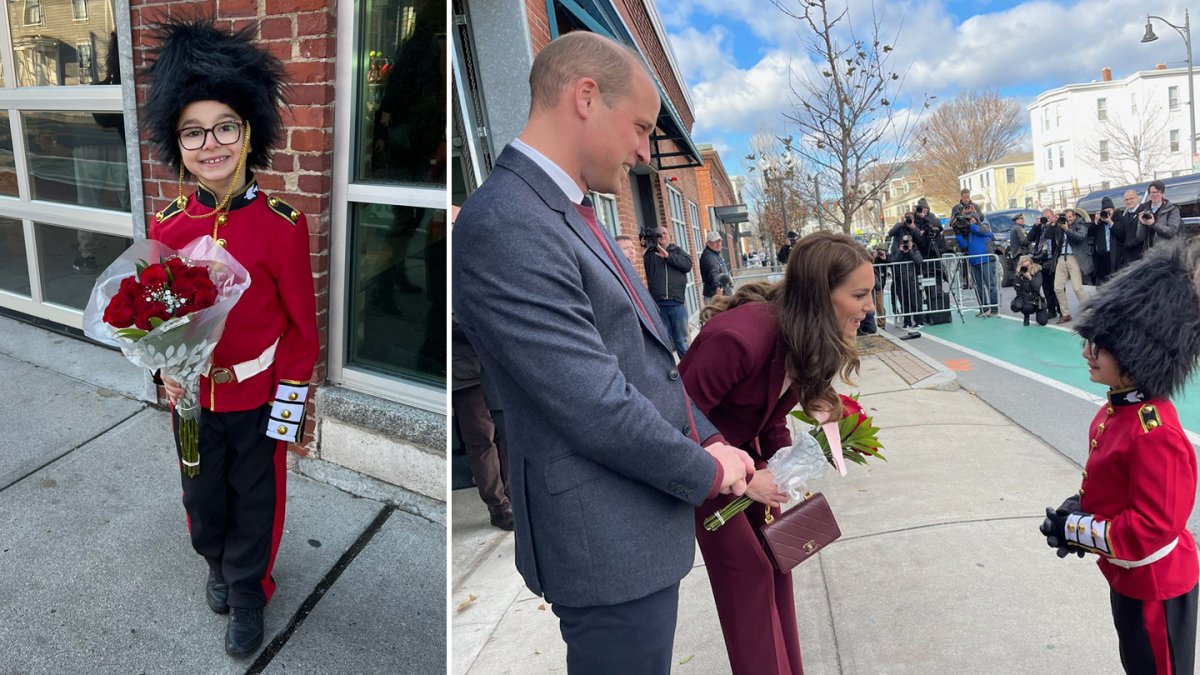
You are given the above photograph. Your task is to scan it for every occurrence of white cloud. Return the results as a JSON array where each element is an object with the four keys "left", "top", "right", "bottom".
[
  {"left": 688, "top": 50, "right": 801, "bottom": 137},
  {"left": 667, "top": 26, "right": 735, "bottom": 82}
]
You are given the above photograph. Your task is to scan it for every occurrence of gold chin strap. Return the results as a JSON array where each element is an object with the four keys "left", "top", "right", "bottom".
[{"left": 175, "top": 120, "right": 253, "bottom": 240}]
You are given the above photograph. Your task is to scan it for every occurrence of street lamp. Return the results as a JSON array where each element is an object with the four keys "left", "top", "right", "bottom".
[{"left": 1142, "top": 9, "right": 1196, "bottom": 164}]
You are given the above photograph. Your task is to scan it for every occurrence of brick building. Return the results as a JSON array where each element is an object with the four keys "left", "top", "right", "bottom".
[{"left": 0, "top": 0, "right": 447, "bottom": 506}]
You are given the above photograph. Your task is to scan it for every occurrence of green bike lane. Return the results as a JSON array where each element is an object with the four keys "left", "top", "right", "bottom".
[{"left": 914, "top": 314, "right": 1200, "bottom": 437}]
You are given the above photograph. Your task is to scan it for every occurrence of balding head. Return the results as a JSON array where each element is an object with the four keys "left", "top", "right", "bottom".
[{"left": 529, "top": 32, "right": 647, "bottom": 112}]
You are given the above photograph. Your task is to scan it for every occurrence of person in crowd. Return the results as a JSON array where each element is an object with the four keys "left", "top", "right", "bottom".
[
  {"left": 451, "top": 317, "right": 512, "bottom": 531},
  {"left": 143, "top": 18, "right": 319, "bottom": 657},
  {"left": 887, "top": 211, "right": 925, "bottom": 256},
  {"left": 1030, "top": 208, "right": 1062, "bottom": 319},
  {"left": 1009, "top": 212, "right": 1031, "bottom": 259},
  {"left": 950, "top": 188, "right": 985, "bottom": 224},
  {"left": 615, "top": 234, "right": 638, "bottom": 264},
  {"left": 680, "top": 231, "right": 874, "bottom": 675},
  {"left": 1091, "top": 197, "right": 1114, "bottom": 284},
  {"left": 1134, "top": 179, "right": 1183, "bottom": 252},
  {"left": 1049, "top": 208, "right": 1092, "bottom": 323},
  {"left": 777, "top": 230, "right": 799, "bottom": 265},
  {"left": 954, "top": 215, "right": 998, "bottom": 316},
  {"left": 1111, "top": 189, "right": 1142, "bottom": 271},
  {"left": 700, "top": 231, "right": 733, "bottom": 305},
  {"left": 451, "top": 31, "right": 753, "bottom": 673},
  {"left": 1010, "top": 254, "right": 1045, "bottom": 326},
  {"left": 892, "top": 233, "right": 924, "bottom": 328},
  {"left": 1041, "top": 241, "right": 1200, "bottom": 675},
  {"left": 871, "top": 246, "right": 888, "bottom": 329},
  {"left": 643, "top": 225, "right": 693, "bottom": 356}
]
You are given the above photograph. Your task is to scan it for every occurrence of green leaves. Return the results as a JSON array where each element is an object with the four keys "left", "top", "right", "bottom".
[{"left": 113, "top": 327, "right": 148, "bottom": 340}]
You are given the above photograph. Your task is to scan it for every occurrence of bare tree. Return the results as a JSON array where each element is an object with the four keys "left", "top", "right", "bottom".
[
  {"left": 1080, "top": 99, "right": 1170, "bottom": 184},
  {"left": 773, "top": 0, "right": 925, "bottom": 234},
  {"left": 743, "top": 130, "right": 812, "bottom": 254},
  {"left": 914, "top": 90, "right": 1025, "bottom": 201}
]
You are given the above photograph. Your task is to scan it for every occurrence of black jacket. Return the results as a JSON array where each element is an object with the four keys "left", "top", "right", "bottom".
[
  {"left": 699, "top": 247, "right": 731, "bottom": 297},
  {"left": 777, "top": 243, "right": 792, "bottom": 265},
  {"left": 644, "top": 244, "right": 692, "bottom": 304},
  {"left": 1111, "top": 207, "right": 1143, "bottom": 269},
  {"left": 1012, "top": 270, "right": 1043, "bottom": 308}
]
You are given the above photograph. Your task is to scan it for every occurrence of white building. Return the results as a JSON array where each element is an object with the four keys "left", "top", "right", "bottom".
[{"left": 1028, "top": 65, "right": 1199, "bottom": 209}]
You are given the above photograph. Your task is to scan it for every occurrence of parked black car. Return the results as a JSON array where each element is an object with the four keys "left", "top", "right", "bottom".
[{"left": 983, "top": 208, "right": 1042, "bottom": 287}]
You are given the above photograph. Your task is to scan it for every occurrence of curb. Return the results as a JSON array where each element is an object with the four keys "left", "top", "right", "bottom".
[{"left": 875, "top": 326, "right": 960, "bottom": 391}]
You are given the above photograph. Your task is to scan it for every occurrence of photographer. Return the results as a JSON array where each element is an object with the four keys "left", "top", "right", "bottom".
[
  {"left": 1111, "top": 189, "right": 1142, "bottom": 271},
  {"left": 1010, "top": 254, "right": 1047, "bottom": 326},
  {"left": 777, "top": 230, "right": 799, "bottom": 265},
  {"left": 1029, "top": 209, "right": 1062, "bottom": 319},
  {"left": 699, "top": 231, "right": 733, "bottom": 305},
  {"left": 1047, "top": 208, "right": 1092, "bottom": 323},
  {"left": 869, "top": 246, "right": 888, "bottom": 329},
  {"left": 642, "top": 226, "right": 693, "bottom": 356},
  {"left": 892, "top": 234, "right": 924, "bottom": 328},
  {"left": 1090, "top": 197, "right": 1114, "bottom": 284},
  {"left": 953, "top": 215, "right": 998, "bottom": 316},
  {"left": 887, "top": 211, "right": 925, "bottom": 256},
  {"left": 1134, "top": 179, "right": 1182, "bottom": 253},
  {"left": 950, "top": 189, "right": 985, "bottom": 242}
]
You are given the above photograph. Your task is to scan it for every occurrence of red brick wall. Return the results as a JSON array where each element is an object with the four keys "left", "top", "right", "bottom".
[{"left": 130, "top": 0, "right": 335, "bottom": 452}]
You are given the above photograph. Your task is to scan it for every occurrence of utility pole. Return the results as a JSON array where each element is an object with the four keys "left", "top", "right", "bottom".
[{"left": 812, "top": 175, "right": 823, "bottom": 231}]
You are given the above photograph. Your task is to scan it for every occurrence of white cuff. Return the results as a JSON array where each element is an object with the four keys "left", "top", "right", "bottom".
[{"left": 265, "top": 382, "right": 308, "bottom": 443}]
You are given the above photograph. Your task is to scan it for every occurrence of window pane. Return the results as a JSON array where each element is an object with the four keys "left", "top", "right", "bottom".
[
  {"left": 10, "top": 0, "right": 116, "bottom": 86},
  {"left": 353, "top": 0, "right": 446, "bottom": 187},
  {"left": 346, "top": 202, "right": 445, "bottom": 386},
  {"left": 35, "top": 222, "right": 128, "bottom": 308},
  {"left": 0, "top": 217, "right": 30, "bottom": 296},
  {"left": 25, "top": 111, "right": 129, "bottom": 211},
  {"left": 0, "top": 113, "right": 18, "bottom": 197}
]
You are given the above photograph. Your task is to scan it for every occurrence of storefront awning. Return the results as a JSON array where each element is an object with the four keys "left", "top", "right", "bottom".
[
  {"left": 549, "top": 0, "right": 704, "bottom": 169},
  {"left": 713, "top": 204, "right": 750, "bottom": 224}
]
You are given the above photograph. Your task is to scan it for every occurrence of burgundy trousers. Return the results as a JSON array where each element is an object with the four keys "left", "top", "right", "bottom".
[{"left": 695, "top": 493, "right": 804, "bottom": 675}]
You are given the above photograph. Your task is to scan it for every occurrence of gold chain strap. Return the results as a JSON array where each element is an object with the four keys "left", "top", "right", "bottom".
[{"left": 174, "top": 121, "right": 253, "bottom": 239}]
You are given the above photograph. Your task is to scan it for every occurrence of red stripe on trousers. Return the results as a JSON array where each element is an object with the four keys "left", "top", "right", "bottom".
[
  {"left": 1143, "top": 597, "right": 1173, "bottom": 675},
  {"left": 259, "top": 439, "right": 288, "bottom": 603}
]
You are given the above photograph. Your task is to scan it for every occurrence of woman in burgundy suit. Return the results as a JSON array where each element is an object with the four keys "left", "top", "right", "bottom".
[{"left": 679, "top": 231, "right": 875, "bottom": 674}]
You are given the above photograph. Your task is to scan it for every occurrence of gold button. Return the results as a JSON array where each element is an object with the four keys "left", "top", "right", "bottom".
[
  {"left": 216, "top": 238, "right": 227, "bottom": 248},
  {"left": 1147, "top": 420, "right": 1159, "bottom": 429},
  {"left": 1107, "top": 406, "right": 1115, "bottom": 415},
  {"left": 277, "top": 425, "right": 288, "bottom": 435},
  {"left": 216, "top": 214, "right": 228, "bottom": 226},
  {"left": 281, "top": 410, "right": 291, "bottom": 419},
  {"left": 288, "top": 392, "right": 298, "bottom": 401},
  {"left": 1091, "top": 439, "right": 1097, "bottom": 448},
  {"left": 1067, "top": 523, "right": 1076, "bottom": 533},
  {"left": 269, "top": 198, "right": 279, "bottom": 206},
  {"left": 176, "top": 197, "right": 186, "bottom": 207},
  {"left": 1097, "top": 423, "right": 1104, "bottom": 433},
  {"left": 290, "top": 210, "right": 299, "bottom": 220},
  {"left": 155, "top": 212, "right": 163, "bottom": 222},
  {"left": 1092, "top": 529, "right": 1101, "bottom": 538}
]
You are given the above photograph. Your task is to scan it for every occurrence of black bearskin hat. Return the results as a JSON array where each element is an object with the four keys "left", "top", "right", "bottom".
[
  {"left": 1075, "top": 242, "right": 1200, "bottom": 399},
  {"left": 142, "top": 17, "right": 286, "bottom": 171}
]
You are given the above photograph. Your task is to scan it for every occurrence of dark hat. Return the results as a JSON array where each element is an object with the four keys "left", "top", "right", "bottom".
[
  {"left": 1101, "top": 196, "right": 1115, "bottom": 210},
  {"left": 786, "top": 231, "right": 800, "bottom": 241},
  {"left": 142, "top": 17, "right": 287, "bottom": 172},
  {"left": 1075, "top": 242, "right": 1200, "bottom": 399},
  {"left": 1012, "top": 212, "right": 1025, "bottom": 221}
]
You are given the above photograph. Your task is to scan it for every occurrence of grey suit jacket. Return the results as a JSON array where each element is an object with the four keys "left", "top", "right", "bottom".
[{"left": 452, "top": 146, "right": 722, "bottom": 607}]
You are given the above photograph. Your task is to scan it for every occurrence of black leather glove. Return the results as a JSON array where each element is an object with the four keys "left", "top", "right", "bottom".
[{"left": 1040, "top": 504, "right": 1087, "bottom": 558}]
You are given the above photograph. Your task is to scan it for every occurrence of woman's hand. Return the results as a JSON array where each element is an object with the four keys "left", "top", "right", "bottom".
[
  {"left": 745, "top": 469, "right": 790, "bottom": 509},
  {"left": 161, "top": 374, "right": 184, "bottom": 406}
]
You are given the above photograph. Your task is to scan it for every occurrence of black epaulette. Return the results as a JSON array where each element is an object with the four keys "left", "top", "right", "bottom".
[
  {"left": 154, "top": 197, "right": 186, "bottom": 224},
  {"left": 1139, "top": 404, "right": 1161, "bottom": 433},
  {"left": 265, "top": 195, "right": 301, "bottom": 225}
]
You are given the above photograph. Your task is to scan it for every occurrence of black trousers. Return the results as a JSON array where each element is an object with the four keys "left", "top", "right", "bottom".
[
  {"left": 451, "top": 384, "right": 510, "bottom": 514},
  {"left": 172, "top": 404, "right": 287, "bottom": 609},
  {"left": 1111, "top": 584, "right": 1198, "bottom": 675},
  {"left": 552, "top": 583, "right": 680, "bottom": 674},
  {"left": 1040, "top": 264, "right": 1061, "bottom": 315}
]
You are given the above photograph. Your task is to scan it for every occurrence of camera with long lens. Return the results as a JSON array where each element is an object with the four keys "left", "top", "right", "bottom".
[
  {"left": 1056, "top": 214, "right": 1068, "bottom": 225},
  {"left": 640, "top": 227, "right": 663, "bottom": 249},
  {"left": 899, "top": 234, "right": 913, "bottom": 251},
  {"left": 1139, "top": 211, "right": 1153, "bottom": 222}
]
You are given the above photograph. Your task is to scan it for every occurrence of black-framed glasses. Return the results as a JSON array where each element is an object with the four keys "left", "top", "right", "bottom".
[{"left": 176, "top": 121, "right": 243, "bottom": 150}]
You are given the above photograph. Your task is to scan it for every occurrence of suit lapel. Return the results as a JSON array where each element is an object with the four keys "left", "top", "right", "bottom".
[
  {"left": 496, "top": 146, "right": 672, "bottom": 351},
  {"left": 752, "top": 332, "right": 789, "bottom": 438}
]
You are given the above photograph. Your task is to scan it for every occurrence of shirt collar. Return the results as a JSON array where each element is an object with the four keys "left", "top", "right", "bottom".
[
  {"left": 196, "top": 172, "right": 260, "bottom": 211},
  {"left": 1107, "top": 386, "right": 1148, "bottom": 407},
  {"left": 511, "top": 138, "right": 586, "bottom": 205}
]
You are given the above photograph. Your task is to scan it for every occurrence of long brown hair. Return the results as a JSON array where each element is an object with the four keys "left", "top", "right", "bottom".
[{"left": 701, "top": 231, "right": 871, "bottom": 416}]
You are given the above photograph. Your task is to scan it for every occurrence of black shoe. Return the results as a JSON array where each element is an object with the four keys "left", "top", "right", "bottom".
[
  {"left": 490, "top": 508, "right": 514, "bottom": 531},
  {"left": 72, "top": 255, "right": 97, "bottom": 273},
  {"left": 225, "top": 607, "right": 264, "bottom": 657},
  {"left": 206, "top": 568, "right": 229, "bottom": 615},
  {"left": 1023, "top": 315, "right": 1030, "bottom": 326}
]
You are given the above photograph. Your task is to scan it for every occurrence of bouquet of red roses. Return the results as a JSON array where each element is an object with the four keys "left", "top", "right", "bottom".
[
  {"left": 83, "top": 236, "right": 250, "bottom": 476},
  {"left": 703, "top": 393, "right": 884, "bottom": 532}
]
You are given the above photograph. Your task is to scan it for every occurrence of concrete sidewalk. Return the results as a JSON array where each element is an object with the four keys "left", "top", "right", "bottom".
[
  {"left": 451, "top": 333, "right": 1192, "bottom": 674},
  {"left": 0, "top": 316, "right": 445, "bottom": 674}
]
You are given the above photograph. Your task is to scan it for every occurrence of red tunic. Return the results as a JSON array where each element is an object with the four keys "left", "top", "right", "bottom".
[
  {"left": 1079, "top": 389, "right": 1198, "bottom": 600},
  {"left": 149, "top": 177, "right": 319, "bottom": 413}
]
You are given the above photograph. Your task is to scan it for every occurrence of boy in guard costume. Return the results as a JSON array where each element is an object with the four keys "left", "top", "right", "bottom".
[
  {"left": 142, "top": 18, "right": 318, "bottom": 657},
  {"left": 1040, "top": 241, "right": 1200, "bottom": 674}
]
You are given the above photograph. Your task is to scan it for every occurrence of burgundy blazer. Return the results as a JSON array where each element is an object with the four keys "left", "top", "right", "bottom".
[{"left": 679, "top": 302, "right": 798, "bottom": 461}]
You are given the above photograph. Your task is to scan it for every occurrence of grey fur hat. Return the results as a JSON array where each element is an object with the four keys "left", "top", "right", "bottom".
[{"left": 1075, "top": 242, "right": 1200, "bottom": 399}]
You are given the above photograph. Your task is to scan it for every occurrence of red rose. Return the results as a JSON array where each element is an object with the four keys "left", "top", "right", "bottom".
[
  {"left": 183, "top": 265, "right": 210, "bottom": 282},
  {"left": 839, "top": 394, "right": 863, "bottom": 419},
  {"left": 139, "top": 263, "right": 168, "bottom": 289},
  {"left": 102, "top": 293, "right": 136, "bottom": 328},
  {"left": 165, "top": 257, "right": 188, "bottom": 281},
  {"left": 134, "top": 300, "right": 169, "bottom": 330},
  {"left": 192, "top": 284, "right": 218, "bottom": 311},
  {"left": 118, "top": 276, "right": 142, "bottom": 299},
  {"left": 171, "top": 276, "right": 197, "bottom": 301}
]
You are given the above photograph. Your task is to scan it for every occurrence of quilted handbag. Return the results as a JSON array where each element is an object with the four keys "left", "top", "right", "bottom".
[{"left": 759, "top": 492, "right": 842, "bottom": 573}]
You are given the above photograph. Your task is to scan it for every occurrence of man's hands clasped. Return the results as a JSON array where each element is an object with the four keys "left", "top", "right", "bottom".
[{"left": 706, "top": 442, "right": 756, "bottom": 496}]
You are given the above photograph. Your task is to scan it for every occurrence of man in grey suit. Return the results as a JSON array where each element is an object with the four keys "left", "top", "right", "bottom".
[{"left": 452, "top": 31, "right": 754, "bottom": 674}]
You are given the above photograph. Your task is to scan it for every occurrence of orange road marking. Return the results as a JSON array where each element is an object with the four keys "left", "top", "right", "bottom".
[{"left": 945, "top": 358, "right": 973, "bottom": 371}]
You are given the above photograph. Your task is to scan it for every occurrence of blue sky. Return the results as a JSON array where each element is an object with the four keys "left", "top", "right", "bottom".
[{"left": 660, "top": 0, "right": 1194, "bottom": 178}]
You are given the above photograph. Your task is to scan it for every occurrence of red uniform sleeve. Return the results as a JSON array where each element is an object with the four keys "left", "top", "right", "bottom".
[
  {"left": 273, "top": 213, "right": 319, "bottom": 384},
  {"left": 1106, "top": 426, "right": 1196, "bottom": 560}
]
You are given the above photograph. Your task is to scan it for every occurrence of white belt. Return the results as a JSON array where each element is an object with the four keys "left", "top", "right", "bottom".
[
  {"left": 209, "top": 338, "right": 279, "bottom": 384},
  {"left": 1108, "top": 537, "right": 1179, "bottom": 569}
]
